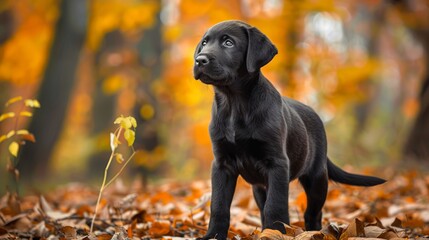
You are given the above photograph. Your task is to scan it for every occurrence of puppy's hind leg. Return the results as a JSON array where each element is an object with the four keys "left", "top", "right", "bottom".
[
  {"left": 252, "top": 185, "right": 267, "bottom": 228},
  {"left": 298, "top": 170, "right": 328, "bottom": 231}
]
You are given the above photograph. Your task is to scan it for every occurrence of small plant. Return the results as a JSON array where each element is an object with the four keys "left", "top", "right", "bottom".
[
  {"left": 90, "top": 115, "right": 138, "bottom": 233},
  {"left": 0, "top": 96, "right": 40, "bottom": 195}
]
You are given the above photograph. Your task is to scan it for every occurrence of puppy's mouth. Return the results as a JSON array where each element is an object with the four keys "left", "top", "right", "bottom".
[{"left": 193, "top": 67, "right": 226, "bottom": 85}]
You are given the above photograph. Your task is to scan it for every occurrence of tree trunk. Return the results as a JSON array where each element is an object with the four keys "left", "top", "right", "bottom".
[
  {"left": 20, "top": 0, "right": 87, "bottom": 182},
  {"left": 133, "top": 11, "right": 164, "bottom": 182},
  {"left": 397, "top": 0, "right": 429, "bottom": 162},
  {"left": 87, "top": 30, "right": 123, "bottom": 178},
  {"left": 403, "top": 35, "right": 429, "bottom": 161}
]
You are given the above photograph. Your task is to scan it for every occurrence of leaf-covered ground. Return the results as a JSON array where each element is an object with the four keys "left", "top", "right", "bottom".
[{"left": 1, "top": 169, "right": 428, "bottom": 239}]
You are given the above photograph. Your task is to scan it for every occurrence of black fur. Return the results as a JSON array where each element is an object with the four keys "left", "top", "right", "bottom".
[{"left": 193, "top": 20, "right": 385, "bottom": 240}]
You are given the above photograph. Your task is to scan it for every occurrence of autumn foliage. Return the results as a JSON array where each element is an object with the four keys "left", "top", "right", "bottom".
[
  {"left": 1, "top": 170, "right": 428, "bottom": 239},
  {"left": 0, "top": 0, "right": 429, "bottom": 239}
]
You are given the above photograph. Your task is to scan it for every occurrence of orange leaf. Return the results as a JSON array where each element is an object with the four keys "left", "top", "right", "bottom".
[
  {"left": 21, "top": 133, "right": 36, "bottom": 142},
  {"left": 295, "top": 192, "right": 307, "bottom": 213},
  {"left": 96, "top": 233, "right": 112, "bottom": 240},
  {"left": 148, "top": 220, "right": 171, "bottom": 237}
]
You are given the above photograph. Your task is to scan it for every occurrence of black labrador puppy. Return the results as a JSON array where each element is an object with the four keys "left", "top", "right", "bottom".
[{"left": 193, "top": 20, "right": 385, "bottom": 240}]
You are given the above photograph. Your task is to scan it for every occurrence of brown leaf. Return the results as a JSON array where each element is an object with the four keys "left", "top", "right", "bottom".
[
  {"left": 347, "top": 238, "right": 384, "bottom": 240},
  {"left": 5, "top": 192, "right": 21, "bottom": 215},
  {"left": 258, "top": 229, "right": 292, "bottom": 240},
  {"left": 0, "top": 227, "right": 7, "bottom": 235},
  {"left": 131, "top": 209, "right": 147, "bottom": 223},
  {"left": 30, "top": 221, "right": 49, "bottom": 237},
  {"left": 321, "top": 223, "right": 341, "bottom": 240},
  {"left": 378, "top": 230, "right": 399, "bottom": 239},
  {"left": 61, "top": 226, "right": 77, "bottom": 239},
  {"left": 364, "top": 226, "right": 385, "bottom": 238},
  {"left": 280, "top": 223, "right": 304, "bottom": 237},
  {"left": 340, "top": 219, "right": 365, "bottom": 240},
  {"left": 390, "top": 218, "right": 402, "bottom": 228},
  {"left": 38, "top": 194, "right": 74, "bottom": 220},
  {"left": 293, "top": 231, "right": 324, "bottom": 240},
  {"left": 10, "top": 215, "right": 32, "bottom": 232},
  {"left": 2, "top": 213, "right": 28, "bottom": 227}
]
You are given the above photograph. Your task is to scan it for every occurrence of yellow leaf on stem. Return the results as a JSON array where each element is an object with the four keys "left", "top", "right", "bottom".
[
  {"left": 16, "top": 129, "right": 30, "bottom": 135},
  {"left": 24, "top": 99, "right": 41, "bottom": 108},
  {"left": 20, "top": 111, "right": 33, "bottom": 117},
  {"left": 114, "top": 115, "right": 137, "bottom": 129},
  {"left": 5, "top": 96, "right": 23, "bottom": 107},
  {"left": 0, "top": 135, "right": 6, "bottom": 143},
  {"left": 124, "top": 129, "right": 135, "bottom": 146},
  {"left": 9, "top": 141, "right": 19, "bottom": 157},
  {"left": 6, "top": 130, "right": 15, "bottom": 139},
  {"left": 0, "top": 112, "right": 15, "bottom": 122},
  {"left": 115, "top": 153, "right": 124, "bottom": 164}
]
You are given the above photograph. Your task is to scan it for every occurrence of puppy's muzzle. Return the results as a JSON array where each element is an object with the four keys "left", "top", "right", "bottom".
[{"left": 195, "top": 54, "right": 210, "bottom": 66}]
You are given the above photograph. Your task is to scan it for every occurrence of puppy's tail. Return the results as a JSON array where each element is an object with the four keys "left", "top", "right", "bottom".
[{"left": 327, "top": 158, "right": 386, "bottom": 186}]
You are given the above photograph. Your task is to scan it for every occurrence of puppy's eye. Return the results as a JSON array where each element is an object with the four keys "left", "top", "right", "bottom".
[
  {"left": 223, "top": 39, "right": 234, "bottom": 47},
  {"left": 201, "top": 40, "right": 207, "bottom": 46}
]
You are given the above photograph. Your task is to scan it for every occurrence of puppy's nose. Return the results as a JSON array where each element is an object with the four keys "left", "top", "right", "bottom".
[{"left": 195, "top": 55, "right": 210, "bottom": 66}]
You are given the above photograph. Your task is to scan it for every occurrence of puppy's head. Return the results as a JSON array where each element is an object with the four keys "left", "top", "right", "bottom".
[{"left": 193, "top": 20, "right": 278, "bottom": 86}]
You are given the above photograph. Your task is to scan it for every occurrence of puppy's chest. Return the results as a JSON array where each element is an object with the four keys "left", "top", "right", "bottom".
[
  {"left": 223, "top": 111, "right": 252, "bottom": 141},
  {"left": 211, "top": 113, "right": 270, "bottom": 183}
]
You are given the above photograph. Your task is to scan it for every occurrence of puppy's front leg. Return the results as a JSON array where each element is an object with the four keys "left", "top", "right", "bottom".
[
  {"left": 201, "top": 160, "right": 238, "bottom": 240},
  {"left": 264, "top": 162, "right": 290, "bottom": 232}
]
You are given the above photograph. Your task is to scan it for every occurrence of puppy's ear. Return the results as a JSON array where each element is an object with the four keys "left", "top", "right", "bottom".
[{"left": 246, "top": 27, "right": 278, "bottom": 73}]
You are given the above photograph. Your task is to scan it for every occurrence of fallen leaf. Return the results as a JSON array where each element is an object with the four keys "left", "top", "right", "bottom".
[
  {"left": 61, "top": 226, "right": 77, "bottom": 238},
  {"left": 364, "top": 226, "right": 385, "bottom": 238},
  {"left": 149, "top": 220, "right": 171, "bottom": 237},
  {"left": 340, "top": 219, "right": 365, "bottom": 240},
  {"left": 293, "top": 231, "right": 324, "bottom": 240},
  {"left": 259, "top": 229, "right": 292, "bottom": 240},
  {"left": 0, "top": 227, "right": 8, "bottom": 235}
]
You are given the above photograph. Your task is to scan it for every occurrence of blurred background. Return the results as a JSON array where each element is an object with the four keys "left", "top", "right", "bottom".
[{"left": 0, "top": 0, "right": 428, "bottom": 191}]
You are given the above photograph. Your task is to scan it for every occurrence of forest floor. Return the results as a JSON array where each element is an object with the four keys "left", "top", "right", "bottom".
[{"left": 0, "top": 168, "right": 428, "bottom": 239}]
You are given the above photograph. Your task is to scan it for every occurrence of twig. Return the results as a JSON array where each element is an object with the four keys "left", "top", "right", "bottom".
[
  {"left": 90, "top": 148, "right": 115, "bottom": 233},
  {"left": 104, "top": 149, "right": 136, "bottom": 189}
]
